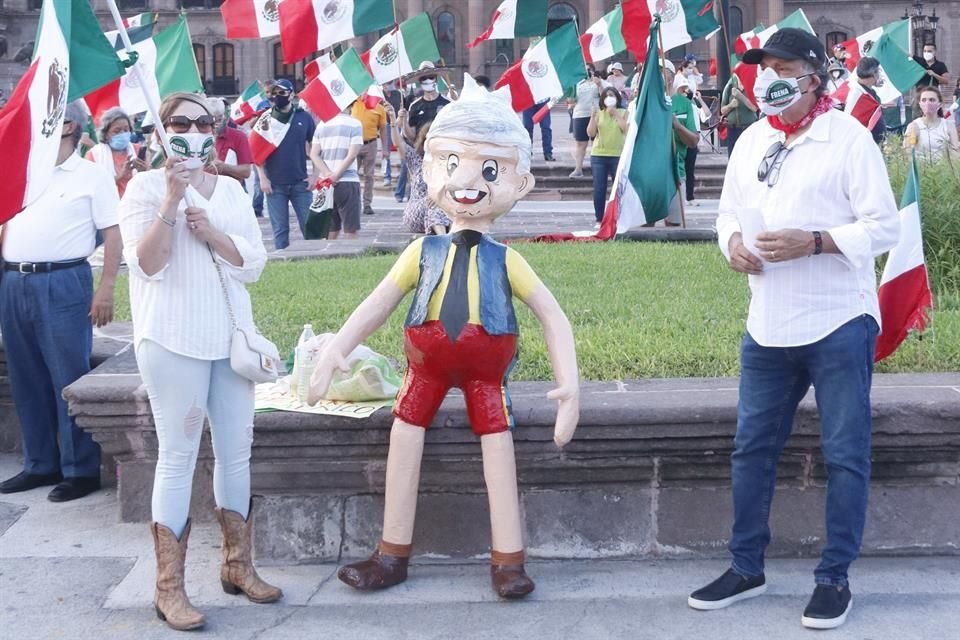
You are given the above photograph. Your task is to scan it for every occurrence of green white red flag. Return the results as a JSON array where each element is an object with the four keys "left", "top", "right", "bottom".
[
  {"left": 0, "top": 0, "right": 124, "bottom": 225},
  {"left": 279, "top": 0, "right": 394, "bottom": 64},
  {"left": 580, "top": 6, "right": 626, "bottom": 65},
  {"left": 621, "top": 0, "right": 720, "bottom": 59},
  {"left": 467, "top": 0, "right": 547, "bottom": 48},
  {"left": 220, "top": 0, "right": 282, "bottom": 39},
  {"left": 230, "top": 81, "right": 270, "bottom": 124},
  {"left": 299, "top": 48, "right": 375, "bottom": 122},
  {"left": 249, "top": 111, "right": 289, "bottom": 165},
  {"left": 839, "top": 19, "right": 910, "bottom": 73},
  {"left": 876, "top": 156, "right": 933, "bottom": 361},
  {"left": 599, "top": 16, "right": 676, "bottom": 235},
  {"left": 84, "top": 16, "right": 203, "bottom": 123},
  {"left": 494, "top": 21, "right": 586, "bottom": 112},
  {"left": 359, "top": 13, "right": 440, "bottom": 85}
]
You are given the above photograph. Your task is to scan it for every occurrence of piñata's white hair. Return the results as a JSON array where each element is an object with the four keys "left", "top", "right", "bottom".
[{"left": 424, "top": 74, "right": 532, "bottom": 174}]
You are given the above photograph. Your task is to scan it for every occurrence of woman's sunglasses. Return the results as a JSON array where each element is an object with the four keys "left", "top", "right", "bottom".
[{"left": 165, "top": 115, "right": 215, "bottom": 133}]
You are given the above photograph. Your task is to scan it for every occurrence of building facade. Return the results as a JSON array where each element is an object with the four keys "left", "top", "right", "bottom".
[{"left": 1, "top": 1, "right": 957, "bottom": 102}]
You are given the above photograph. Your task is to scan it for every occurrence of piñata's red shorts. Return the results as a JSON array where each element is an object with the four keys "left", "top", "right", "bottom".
[{"left": 393, "top": 321, "right": 518, "bottom": 436}]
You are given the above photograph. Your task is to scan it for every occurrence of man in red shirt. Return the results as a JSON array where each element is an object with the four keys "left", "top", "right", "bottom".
[{"left": 208, "top": 98, "right": 253, "bottom": 185}]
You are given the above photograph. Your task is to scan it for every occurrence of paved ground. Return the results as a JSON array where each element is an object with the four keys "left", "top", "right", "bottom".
[{"left": 1, "top": 455, "right": 957, "bottom": 640}]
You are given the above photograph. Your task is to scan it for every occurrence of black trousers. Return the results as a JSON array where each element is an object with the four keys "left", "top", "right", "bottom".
[{"left": 684, "top": 146, "right": 698, "bottom": 202}]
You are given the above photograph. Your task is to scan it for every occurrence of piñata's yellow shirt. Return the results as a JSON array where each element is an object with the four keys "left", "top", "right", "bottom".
[{"left": 388, "top": 237, "right": 543, "bottom": 324}]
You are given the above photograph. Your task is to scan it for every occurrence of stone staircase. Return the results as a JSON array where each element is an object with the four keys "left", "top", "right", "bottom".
[{"left": 526, "top": 151, "right": 727, "bottom": 201}]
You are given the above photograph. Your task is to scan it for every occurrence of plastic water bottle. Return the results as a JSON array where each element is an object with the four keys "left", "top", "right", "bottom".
[
  {"left": 289, "top": 324, "right": 315, "bottom": 399},
  {"left": 295, "top": 324, "right": 316, "bottom": 404}
]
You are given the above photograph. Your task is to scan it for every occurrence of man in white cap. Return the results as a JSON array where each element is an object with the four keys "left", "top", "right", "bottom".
[{"left": 398, "top": 61, "right": 450, "bottom": 145}]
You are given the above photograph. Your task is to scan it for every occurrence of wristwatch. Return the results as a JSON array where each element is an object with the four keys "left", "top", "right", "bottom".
[{"left": 812, "top": 231, "right": 823, "bottom": 256}]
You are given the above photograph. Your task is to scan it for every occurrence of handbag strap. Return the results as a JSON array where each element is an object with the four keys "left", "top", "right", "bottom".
[{"left": 208, "top": 244, "right": 238, "bottom": 332}]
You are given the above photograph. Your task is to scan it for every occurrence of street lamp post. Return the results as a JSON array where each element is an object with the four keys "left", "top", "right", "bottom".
[{"left": 903, "top": 1, "right": 939, "bottom": 55}]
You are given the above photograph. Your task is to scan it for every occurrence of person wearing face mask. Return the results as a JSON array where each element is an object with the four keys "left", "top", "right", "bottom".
[
  {"left": 904, "top": 86, "right": 960, "bottom": 162},
  {"left": 399, "top": 62, "right": 451, "bottom": 148},
  {"left": 253, "top": 78, "right": 317, "bottom": 251},
  {"left": 119, "top": 93, "right": 280, "bottom": 630},
  {"left": 87, "top": 106, "right": 147, "bottom": 197},
  {"left": 913, "top": 44, "right": 950, "bottom": 90},
  {"left": 586, "top": 88, "right": 628, "bottom": 225},
  {"left": 206, "top": 98, "right": 253, "bottom": 186},
  {"left": 0, "top": 101, "right": 121, "bottom": 503},
  {"left": 689, "top": 29, "right": 900, "bottom": 630}
]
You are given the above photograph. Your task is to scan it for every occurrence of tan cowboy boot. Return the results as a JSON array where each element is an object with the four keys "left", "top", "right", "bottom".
[
  {"left": 151, "top": 520, "right": 205, "bottom": 631},
  {"left": 490, "top": 550, "right": 535, "bottom": 599},
  {"left": 215, "top": 501, "right": 283, "bottom": 603},
  {"left": 337, "top": 541, "right": 411, "bottom": 590}
]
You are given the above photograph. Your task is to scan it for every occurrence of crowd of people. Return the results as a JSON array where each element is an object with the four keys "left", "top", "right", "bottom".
[{"left": 0, "top": 30, "right": 958, "bottom": 632}]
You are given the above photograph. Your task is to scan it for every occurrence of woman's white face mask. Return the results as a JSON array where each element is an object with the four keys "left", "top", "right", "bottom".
[
  {"left": 753, "top": 67, "right": 814, "bottom": 116},
  {"left": 168, "top": 132, "right": 214, "bottom": 170}
]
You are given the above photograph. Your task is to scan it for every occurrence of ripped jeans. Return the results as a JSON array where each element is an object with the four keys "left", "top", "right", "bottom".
[{"left": 136, "top": 339, "right": 255, "bottom": 538}]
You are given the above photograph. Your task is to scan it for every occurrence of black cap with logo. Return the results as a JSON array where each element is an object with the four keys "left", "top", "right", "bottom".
[{"left": 742, "top": 28, "right": 827, "bottom": 68}]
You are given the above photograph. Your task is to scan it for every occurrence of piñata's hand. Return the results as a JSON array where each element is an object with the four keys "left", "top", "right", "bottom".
[
  {"left": 306, "top": 348, "right": 351, "bottom": 406},
  {"left": 547, "top": 384, "right": 580, "bottom": 449}
]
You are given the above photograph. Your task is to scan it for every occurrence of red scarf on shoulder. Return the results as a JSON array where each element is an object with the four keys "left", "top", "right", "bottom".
[{"left": 767, "top": 95, "right": 834, "bottom": 136}]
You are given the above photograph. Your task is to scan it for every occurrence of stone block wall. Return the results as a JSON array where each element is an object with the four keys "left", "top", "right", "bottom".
[{"left": 64, "top": 350, "right": 960, "bottom": 564}]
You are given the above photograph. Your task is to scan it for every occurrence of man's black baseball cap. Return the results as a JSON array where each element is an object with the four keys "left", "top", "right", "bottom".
[{"left": 742, "top": 28, "right": 827, "bottom": 67}]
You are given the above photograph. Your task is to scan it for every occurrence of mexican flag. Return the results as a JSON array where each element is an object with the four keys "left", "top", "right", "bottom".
[
  {"left": 876, "top": 156, "right": 933, "bottom": 362},
  {"left": 0, "top": 0, "right": 125, "bottom": 225},
  {"left": 467, "top": 0, "right": 547, "bottom": 48},
  {"left": 860, "top": 32, "right": 925, "bottom": 104},
  {"left": 220, "top": 0, "right": 282, "bottom": 39},
  {"left": 249, "top": 111, "right": 289, "bottom": 165},
  {"left": 103, "top": 11, "right": 156, "bottom": 50},
  {"left": 840, "top": 19, "right": 910, "bottom": 72},
  {"left": 733, "top": 9, "right": 814, "bottom": 109},
  {"left": 621, "top": 0, "right": 720, "bottom": 59},
  {"left": 580, "top": 6, "right": 626, "bottom": 64},
  {"left": 299, "top": 48, "right": 375, "bottom": 122},
  {"left": 230, "top": 81, "right": 270, "bottom": 124},
  {"left": 359, "top": 13, "right": 440, "bottom": 85},
  {"left": 84, "top": 16, "right": 203, "bottom": 123},
  {"left": 600, "top": 16, "right": 676, "bottom": 235},
  {"left": 304, "top": 53, "right": 333, "bottom": 84},
  {"left": 279, "top": 0, "right": 394, "bottom": 64},
  {"left": 494, "top": 21, "right": 586, "bottom": 113}
]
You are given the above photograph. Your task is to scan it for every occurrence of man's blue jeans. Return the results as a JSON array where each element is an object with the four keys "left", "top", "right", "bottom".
[
  {"left": 266, "top": 181, "right": 312, "bottom": 250},
  {"left": 522, "top": 102, "right": 553, "bottom": 157},
  {"left": 729, "top": 314, "right": 879, "bottom": 587},
  {"left": 252, "top": 170, "right": 264, "bottom": 215},
  {"left": 0, "top": 264, "right": 100, "bottom": 478}
]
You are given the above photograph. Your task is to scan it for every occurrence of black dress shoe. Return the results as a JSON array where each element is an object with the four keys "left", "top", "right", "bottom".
[
  {"left": 0, "top": 471, "right": 63, "bottom": 494},
  {"left": 544, "top": 154, "right": 556, "bottom": 161},
  {"left": 47, "top": 477, "right": 101, "bottom": 502}
]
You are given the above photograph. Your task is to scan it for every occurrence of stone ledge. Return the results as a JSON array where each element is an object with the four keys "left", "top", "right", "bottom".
[{"left": 63, "top": 349, "right": 960, "bottom": 561}]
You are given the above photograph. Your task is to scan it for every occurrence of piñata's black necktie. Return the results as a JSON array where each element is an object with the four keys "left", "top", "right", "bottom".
[{"left": 439, "top": 230, "right": 482, "bottom": 342}]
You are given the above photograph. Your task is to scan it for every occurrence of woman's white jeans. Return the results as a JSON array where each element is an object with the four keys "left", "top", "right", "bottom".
[{"left": 137, "top": 339, "right": 254, "bottom": 538}]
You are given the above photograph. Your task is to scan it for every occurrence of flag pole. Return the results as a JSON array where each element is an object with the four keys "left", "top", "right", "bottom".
[{"left": 657, "top": 16, "right": 687, "bottom": 229}]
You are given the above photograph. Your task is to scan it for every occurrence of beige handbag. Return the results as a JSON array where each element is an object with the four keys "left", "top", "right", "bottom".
[{"left": 210, "top": 247, "right": 281, "bottom": 383}]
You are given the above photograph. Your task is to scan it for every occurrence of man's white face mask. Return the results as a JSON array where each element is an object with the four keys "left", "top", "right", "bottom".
[{"left": 753, "top": 67, "right": 813, "bottom": 116}]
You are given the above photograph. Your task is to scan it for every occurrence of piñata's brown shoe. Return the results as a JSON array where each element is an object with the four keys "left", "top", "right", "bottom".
[
  {"left": 491, "top": 564, "right": 536, "bottom": 599},
  {"left": 337, "top": 543, "right": 411, "bottom": 590}
]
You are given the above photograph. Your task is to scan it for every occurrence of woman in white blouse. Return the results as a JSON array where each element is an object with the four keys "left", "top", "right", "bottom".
[{"left": 118, "top": 93, "right": 281, "bottom": 631}]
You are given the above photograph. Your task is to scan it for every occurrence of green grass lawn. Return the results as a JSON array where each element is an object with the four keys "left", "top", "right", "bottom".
[{"left": 111, "top": 242, "right": 960, "bottom": 381}]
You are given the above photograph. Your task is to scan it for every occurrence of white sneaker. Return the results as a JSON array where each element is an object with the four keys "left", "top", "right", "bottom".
[{"left": 383, "top": 179, "right": 391, "bottom": 187}]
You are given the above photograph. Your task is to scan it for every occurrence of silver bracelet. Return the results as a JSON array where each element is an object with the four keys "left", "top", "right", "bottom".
[{"left": 156, "top": 212, "right": 175, "bottom": 227}]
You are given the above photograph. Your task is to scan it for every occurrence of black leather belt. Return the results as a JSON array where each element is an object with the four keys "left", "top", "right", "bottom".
[
  {"left": 363, "top": 138, "right": 378, "bottom": 144},
  {"left": 3, "top": 258, "right": 87, "bottom": 274}
]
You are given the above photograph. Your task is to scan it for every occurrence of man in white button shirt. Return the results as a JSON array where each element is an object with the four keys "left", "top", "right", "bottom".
[
  {"left": 686, "top": 30, "right": 900, "bottom": 630},
  {"left": 0, "top": 101, "right": 122, "bottom": 503}
]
